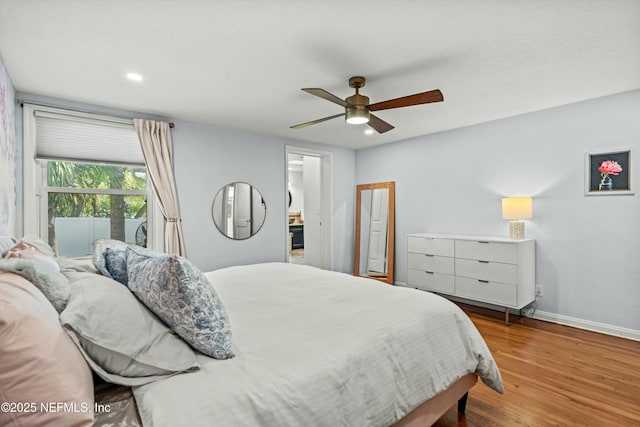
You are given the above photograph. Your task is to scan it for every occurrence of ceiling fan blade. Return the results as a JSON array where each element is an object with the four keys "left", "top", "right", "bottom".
[
  {"left": 290, "top": 113, "right": 345, "bottom": 129},
  {"left": 367, "top": 114, "right": 395, "bottom": 134},
  {"left": 302, "top": 88, "right": 348, "bottom": 107},
  {"left": 369, "top": 89, "right": 443, "bottom": 111}
]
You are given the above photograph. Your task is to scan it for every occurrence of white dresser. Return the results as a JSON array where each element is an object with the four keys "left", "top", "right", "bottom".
[{"left": 407, "top": 233, "right": 535, "bottom": 324}]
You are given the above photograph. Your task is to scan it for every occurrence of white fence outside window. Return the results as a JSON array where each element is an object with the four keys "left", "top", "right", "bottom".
[{"left": 54, "top": 217, "right": 146, "bottom": 257}]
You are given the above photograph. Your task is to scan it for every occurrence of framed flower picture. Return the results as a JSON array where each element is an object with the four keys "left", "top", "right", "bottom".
[{"left": 585, "top": 148, "right": 633, "bottom": 196}]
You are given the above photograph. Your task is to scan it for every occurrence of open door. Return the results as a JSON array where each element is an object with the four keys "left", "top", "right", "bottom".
[{"left": 286, "top": 147, "right": 333, "bottom": 270}]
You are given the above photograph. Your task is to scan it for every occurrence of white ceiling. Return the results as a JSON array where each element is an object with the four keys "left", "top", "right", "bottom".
[{"left": 1, "top": 1, "right": 639, "bottom": 150}]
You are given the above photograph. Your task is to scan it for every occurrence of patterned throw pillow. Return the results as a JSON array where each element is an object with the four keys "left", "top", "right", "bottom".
[{"left": 126, "top": 247, "right": 234, "bottom": 360}]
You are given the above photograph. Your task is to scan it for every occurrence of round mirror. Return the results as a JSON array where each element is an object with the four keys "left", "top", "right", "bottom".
[{"left": 212, "top": 182, "right": 266, "bottom": 240}]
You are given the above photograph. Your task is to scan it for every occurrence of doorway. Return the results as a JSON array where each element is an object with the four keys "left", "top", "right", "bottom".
[{"left": 285, "top": 146, "right": 333, "bottom": 270}]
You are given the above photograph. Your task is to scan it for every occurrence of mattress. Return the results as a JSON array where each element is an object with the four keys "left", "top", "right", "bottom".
[{"left": 132, "top": 262, "right": 503, "bottom": 426}]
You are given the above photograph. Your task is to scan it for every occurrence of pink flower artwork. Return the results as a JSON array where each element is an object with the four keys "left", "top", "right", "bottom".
[
  {"left": 598, "top": 160, "right": 623, "bottom": 176},
  {"left": 597, "top": 160, "right": 623, "bottom": 191}
]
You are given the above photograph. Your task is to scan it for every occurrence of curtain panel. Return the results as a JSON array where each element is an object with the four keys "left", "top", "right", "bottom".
[{"left": 133, "top": 119, "right": 186, "bottom": 256}]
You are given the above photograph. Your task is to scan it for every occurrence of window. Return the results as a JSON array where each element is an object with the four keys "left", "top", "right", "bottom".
[{"left": 23, "top": 104, "right": 159, "bottom": 256}]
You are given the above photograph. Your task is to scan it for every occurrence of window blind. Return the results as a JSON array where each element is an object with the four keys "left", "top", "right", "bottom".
[{"left": 34, "top": 110, "right": 145, "bottom": 165}]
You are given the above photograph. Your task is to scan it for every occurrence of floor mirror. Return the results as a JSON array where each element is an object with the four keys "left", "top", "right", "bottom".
[{"left": 354, "top": 181, "right": 395, "bottom": 285}]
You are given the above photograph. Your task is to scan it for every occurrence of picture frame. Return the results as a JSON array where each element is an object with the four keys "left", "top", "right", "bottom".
[{"left": 584, "top": 148, "right": 633, "bottom": 196}]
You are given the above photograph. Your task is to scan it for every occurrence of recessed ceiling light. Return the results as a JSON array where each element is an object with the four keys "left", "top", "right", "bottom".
[
  {"left": 126, "top": 73, "right": 143, "bottom": 82},
  {"left": 364, "top": 129, "right": 374, "bottom": 135}
]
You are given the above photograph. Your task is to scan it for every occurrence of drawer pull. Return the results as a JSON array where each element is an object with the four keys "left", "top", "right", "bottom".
[
  {"left": 478, "top": 260, "right": 490, "bottom": 264},
  {"left": 424, "top": 254, "right": 434, "bottom": 257},
  {"left": 478, "top": 279, "right": 489, "bottom": 284},
  {"left": 425, "top": 271, "right": 434, "bottom": 275},
  {"left": 478, "top": 241, "right": 490, "bottom": 244}
]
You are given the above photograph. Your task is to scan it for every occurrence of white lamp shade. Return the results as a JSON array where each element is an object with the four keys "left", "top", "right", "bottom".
[{"left": 502, "top": 197, "right": 532, "bottom": 220}]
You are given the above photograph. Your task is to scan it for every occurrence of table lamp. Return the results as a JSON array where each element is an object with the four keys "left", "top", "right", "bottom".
[{"left": 502, "top": 197, "right": 532, "bottom": 240}]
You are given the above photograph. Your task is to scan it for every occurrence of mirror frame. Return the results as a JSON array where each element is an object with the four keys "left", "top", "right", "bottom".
[{"left": 354, "top": 181, "right": 395, "bottom": 285}]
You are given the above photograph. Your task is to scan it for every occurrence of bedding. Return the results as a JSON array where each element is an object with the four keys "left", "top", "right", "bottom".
[
  {"left": 0, "top": 239, "right": 72, "bottom": 312},
  {"left": 94, "top": 380, "right": 143, "bottom": 427},
  {"left": 0, "top": 235, "right": 16, "bottom": 253},
  {"left": 132, "top": 262, "right": 502, "bottom": 427}
]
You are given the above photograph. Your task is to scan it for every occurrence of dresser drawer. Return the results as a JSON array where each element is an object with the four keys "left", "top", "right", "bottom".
[
  {"left": 408, "top": 269, "right": 455, "bottom": 294},
  {"left": 408, "top": 236, "right": 454, "bottom": 257},
  {"left": 407, "top": 253, "right": 454, "bottom": 275},
  {"left": 455, "top": 240, "right": 517, "bottom": 263},
  {"left": 455, "top": 258, "right": 517, "bottom": 284},
  {"left": 455, "top": 277, "right": 517, "bottom": 306}
]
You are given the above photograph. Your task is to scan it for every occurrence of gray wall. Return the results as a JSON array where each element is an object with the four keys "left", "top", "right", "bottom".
[
  {"left": 15, "top": 94, "right": 355, "bottom": 274},
  {"left": 15, "top": 90, "right": 639, "bottom": 332},
  {"left": 171, "top": 121, "right": 355, "bottom": 273},
  {"left": 355, "top": 90, "right": 640, "bottom": 331}
]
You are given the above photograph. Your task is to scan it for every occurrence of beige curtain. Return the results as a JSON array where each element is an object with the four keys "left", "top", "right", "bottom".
[{"left": 133, "top": 119, "right": 186, "bottom": 256}]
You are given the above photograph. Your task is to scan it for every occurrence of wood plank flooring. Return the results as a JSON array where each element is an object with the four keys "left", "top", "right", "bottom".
[{"left": 434, "top": 304, "right": 640, "bottom": 427}]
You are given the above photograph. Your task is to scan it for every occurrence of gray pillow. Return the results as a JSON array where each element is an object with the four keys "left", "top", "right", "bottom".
[
  {"left": 56, "top": 256, "right": 98, "bottom": 274},
  {"left": 92, "top": 239, "right": 158, "bottom": 285},
  {"left": 60, "top": 272, "right": 200, "bottom": 386},
  {"left": 92, "top": 239, "right": 129, "bottom": 284},
  {"left": 126, "top": 247, "right": 234, "bottom": 360}
]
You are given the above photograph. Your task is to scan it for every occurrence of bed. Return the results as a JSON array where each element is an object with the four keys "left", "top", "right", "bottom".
[{"left": 1, "top": 236, "right": 503, "bottom": 427}]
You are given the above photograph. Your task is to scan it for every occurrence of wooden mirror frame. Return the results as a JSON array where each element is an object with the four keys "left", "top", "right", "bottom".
[{"left": 354, "top": 181, "right": 395, "bottom": 285}]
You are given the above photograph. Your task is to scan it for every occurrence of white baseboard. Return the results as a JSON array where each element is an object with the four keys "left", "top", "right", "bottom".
[
  {"left": 533, "top": 310, "right": 640, "bottom": 342},
  {"left": 395, "top": 284, "right": 640, "bottom": 342}
]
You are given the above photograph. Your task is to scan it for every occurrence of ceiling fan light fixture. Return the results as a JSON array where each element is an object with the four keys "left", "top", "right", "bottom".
[
  {"left": 291, "top": 75, "right": 442, "bottom": 133},
  {"left": 345, "top": 106, "right": 370, "bottom": 125}
]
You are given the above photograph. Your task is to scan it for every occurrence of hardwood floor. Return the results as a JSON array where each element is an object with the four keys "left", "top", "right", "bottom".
[{"left": 434, "top": 304, "right": 640, "bottom": 427}]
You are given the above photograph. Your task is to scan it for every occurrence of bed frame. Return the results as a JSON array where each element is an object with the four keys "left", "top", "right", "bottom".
[
  {"left": 392, "top": 373, "right": 477, "bottom": 427},
  {"left": 95, "top": 374, "right": 477, "bottom": 427}
]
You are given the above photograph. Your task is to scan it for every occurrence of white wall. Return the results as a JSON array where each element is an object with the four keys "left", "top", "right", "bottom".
[
  {"left": 355, "top": 90, "right": 640, "bottom": 332},
  {"left": 288, "top": 169, "right": 303, "bottom": 214}
]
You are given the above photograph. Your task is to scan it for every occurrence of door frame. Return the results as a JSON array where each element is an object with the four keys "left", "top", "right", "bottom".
[{"left": 285, "top": 145, "right": 333, "bottom": 270}]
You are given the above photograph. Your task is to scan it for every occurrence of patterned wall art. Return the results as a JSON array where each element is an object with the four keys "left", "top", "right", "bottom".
[
  {"left": 0, "top": 58, "right": 17, "bottom": 236},
  {"left": 585, "top": 148, "right": 634, "bottom": 196}
]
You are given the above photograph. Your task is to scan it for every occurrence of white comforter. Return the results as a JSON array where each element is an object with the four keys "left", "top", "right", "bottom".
[{"left": 133, "top": 263, "right": 503, "bottom": 427}]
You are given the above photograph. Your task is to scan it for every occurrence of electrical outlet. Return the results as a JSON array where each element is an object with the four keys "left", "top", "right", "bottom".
[{"left": 535, "top": 284, "right": 543, "bottom": 297}]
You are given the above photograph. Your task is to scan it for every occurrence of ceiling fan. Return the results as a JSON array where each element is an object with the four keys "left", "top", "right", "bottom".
[{"left": 290, "top": 76, "right": 443, "bottom": 134}]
